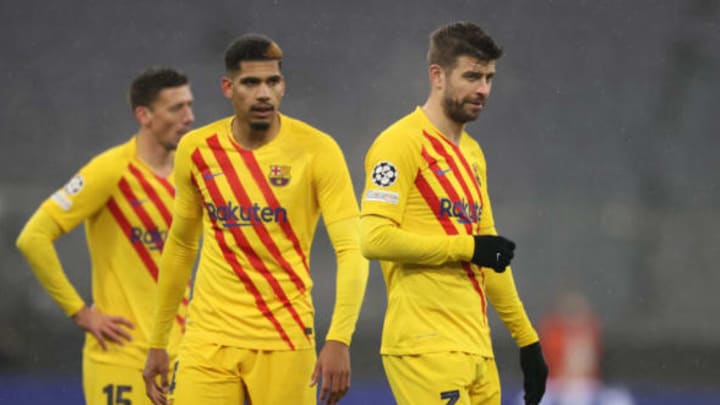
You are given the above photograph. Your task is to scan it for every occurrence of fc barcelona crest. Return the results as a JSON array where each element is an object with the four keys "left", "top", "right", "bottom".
[{"left": 268, "top": 165, "right": 291, "bottom": 187}]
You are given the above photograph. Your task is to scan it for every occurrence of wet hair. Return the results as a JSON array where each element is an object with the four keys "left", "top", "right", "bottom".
[
  {"left": 129, "top": 67, "right": 188, "bottom": 110},
  {"left": 224, "top": 33, "right": 283, "bottom": 74},
  {"left": 427, "top": 22, "right": 503, "bottom": 69}
]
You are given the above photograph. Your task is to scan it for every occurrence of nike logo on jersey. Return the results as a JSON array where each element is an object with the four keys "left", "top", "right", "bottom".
[
  {"left": 434, "top": 168, "right": 453, "bottom": 177},
  {"left": 131, "top": 198, "right": 149, "bottom": 206},
  {"left": 203, "top": 172, "right": 224, "bottom": 180}
]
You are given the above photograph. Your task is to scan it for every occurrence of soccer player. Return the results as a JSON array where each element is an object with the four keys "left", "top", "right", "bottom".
[
  {"left": 359, "top": 22, "right": 548, "bottom": 405},
  {"left": 15, "top": 67, "right": 195, "bottom": 405},
  {"left": 142, "top": 34, "right": 368, "bottom": 405}
]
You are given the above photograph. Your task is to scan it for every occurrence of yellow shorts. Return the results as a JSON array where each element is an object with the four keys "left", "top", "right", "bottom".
[
  {"left": 170, "top": 338, "right": 317, "bottom": 405},
  {"left": 382, "top": 352, "right": 500, "bottom": 405},
  {"left": 83, "top": 356, "right": 152, "bottom": 405}
]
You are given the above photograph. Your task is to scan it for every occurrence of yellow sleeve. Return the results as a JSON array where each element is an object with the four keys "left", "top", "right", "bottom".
[
  {"left": 16, "top": 209, "right": 86, "bottom": 316},
  {"left": 324, "top": 218, "right": 369, "bottom": 345},
  {"left": 15, "top": 151, "right": 123, "bottom": 317},
  {"left": 150, "top": 137, "right": 203, "bottom": 348},
  {"left": 359, "top": 214, "right": 474, "bottom": 265},
  {"left": 484, "top": 263, "right": 539, "bottom": 347},
  {"left": 312, "top": 136, "right": 358, "bottom": 224},
  {"left": 359, "top": 130, "right": 418, "bottom": 224}
]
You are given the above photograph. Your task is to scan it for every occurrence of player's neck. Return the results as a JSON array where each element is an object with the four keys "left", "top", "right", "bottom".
[
  {"left": 231, "top": 115, "right": 281, "bottom": 150},
  {"left": 421, "top": 99, "right": 464, "bottom": 144},
  {"left": 135, "top": 130, "right": 174, "bottom": 177}
]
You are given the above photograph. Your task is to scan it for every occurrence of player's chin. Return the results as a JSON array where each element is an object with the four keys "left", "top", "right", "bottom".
[
  {"left": 249, "top": 120, "right": 272, "bottom": 131},
  {"left": 463, "top": 108, "right": 482, "bottom": 121}
]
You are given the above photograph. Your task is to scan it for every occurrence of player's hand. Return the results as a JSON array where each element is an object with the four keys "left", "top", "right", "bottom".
[
  {"left": 310, "top": 340, "right": 351, "bottom": 404},
  {"left": 471, "top": 235, "right": 516, "bottom": 273},
  {"left": 72, "top": 306, "right": 134, "bottom": 350},
  {"left": 520, "top": 342, "right": 548, "bottom": 405},
  {"left": 143, "top": 348, "right": 171, "bottom": 405}
]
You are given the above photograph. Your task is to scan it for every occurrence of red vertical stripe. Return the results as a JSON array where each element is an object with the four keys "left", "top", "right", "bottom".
[
  {"left": 107, "top": 198, "right": 159, "bottom": 282},
  {"left": 191, "top": 149, "right": 299, "bottom": 349},
  {"left": 420, "top": 148, "right": 473, "bottom": 235},
  {"left": 233, "top": 144, "right": 310, "bottom": 275},
  {"left": 207, "top": 135, "right": 306, "bottom": 293},
  {"left": 414, "top": 174, "right": 457, "bottom": 235},
  {"left": 154, "top": 174, "right": 175, "bottom": 198},
  {"left": 128, "top": 163, "right": 173, "bottom": 227},
  {"left": 118, "top": 178, "right": 164, "bottom": 251},
  {"left": 423, "top": 132, "right": 481, "bottom": 229},
  {"left": 108, "top": 181, "right": 188, "bottom": 331},
  {"left": 107, "top": 198, "right": 186, "bottom": 328},
  {"left": 414, "top": 155, "right": 488, "bottom": 322},
  {"left": 432, "top": 131, "right": 484, "bottom": 206}
]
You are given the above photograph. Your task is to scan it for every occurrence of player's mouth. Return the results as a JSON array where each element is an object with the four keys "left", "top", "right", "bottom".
[
  {"left": 251, "top": 104, "right": 274, "bottom": 119},
  {"left": 467, "top": 99, "right": 485, "bottom": 110}
]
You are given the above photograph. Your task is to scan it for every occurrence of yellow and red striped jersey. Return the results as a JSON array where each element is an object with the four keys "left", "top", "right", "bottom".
[
  {"left": 165, "top": 114, "right": 359, "bottom": 351},
  {"left": 41, "top": 138, "right": 188, "bottom": 368},
  {"left": 361, "top": 107, "right": 536, "bottom": 357}
]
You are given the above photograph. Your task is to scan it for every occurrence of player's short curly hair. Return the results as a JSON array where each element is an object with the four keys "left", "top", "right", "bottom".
[
  {"left": 427, "top": 22, "right": 503, "bottom": 69},
  {"left": 225, "top": 33, "right": 283, "bottom": 74},
  {"left": 129, "top": 67, "right": 188, "bottom": 110}
]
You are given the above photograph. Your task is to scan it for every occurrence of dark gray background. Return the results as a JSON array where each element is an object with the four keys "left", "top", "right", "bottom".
[{"left": 1, "top": 0, "right": 718, "bottom": 392}]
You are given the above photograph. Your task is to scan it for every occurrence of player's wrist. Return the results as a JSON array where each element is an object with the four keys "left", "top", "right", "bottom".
[
  {"left": 450, "top": 235, "right": 476, "bottom": 262},
  {"left": 325, "top": 336, "right": 351, "bottom": 347}
]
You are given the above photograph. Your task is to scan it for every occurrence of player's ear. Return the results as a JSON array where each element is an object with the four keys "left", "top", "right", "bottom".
[
  {"left": 428, "top": 64, "right": 444, "bottom": 90},
  {"left": 221, "top": 76, "right": 233, "bottom": 99},
  {"left": 134, "top": 105, "right": 152, "bottom": 126}
]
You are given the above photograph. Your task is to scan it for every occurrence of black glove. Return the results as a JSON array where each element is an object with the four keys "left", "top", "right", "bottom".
[
  {"left": 520, "top": 342, "right": 548, "bottom": 405},
  {"left": 471, "top": 235, "right": 516, "bottom": 272}
]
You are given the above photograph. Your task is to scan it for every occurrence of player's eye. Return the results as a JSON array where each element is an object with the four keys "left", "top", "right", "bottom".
[{"left": 241, "top": 78, "right": 260, "bottom": 86}]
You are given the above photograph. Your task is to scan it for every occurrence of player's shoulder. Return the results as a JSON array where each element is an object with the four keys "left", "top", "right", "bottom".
[
  {"left": 371, "top": 109, "right": 426, "bottom": 152},
  {"left": 282, "top": 114, "right": 339, "bottom": 150},
  {"left": 178, "top": 116, "right": 232, "bottom": 151},
  {"left": 84, "top": 138, "right": 134, "bottom": 173}
]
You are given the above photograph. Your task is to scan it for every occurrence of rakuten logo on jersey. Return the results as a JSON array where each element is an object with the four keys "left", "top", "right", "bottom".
[
  {"left": 206, "top": 201, "right": 288, "bottom": 227},
  {"left": 130, "top": 227, "right": 168, "bottom": 250},
  {"left": 438, "top": 198, "right": 482, "bottom": 224}
]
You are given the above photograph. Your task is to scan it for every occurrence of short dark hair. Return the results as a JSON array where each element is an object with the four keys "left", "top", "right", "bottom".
[
  {"left": 224, "top": 33, "right": 283, "bottom": 74},
  {"left": 129, "top": 67, "right": 189, "bottom": 110},
  {"left": 427, "top": 22, "right": 503, "bottom": 69}
]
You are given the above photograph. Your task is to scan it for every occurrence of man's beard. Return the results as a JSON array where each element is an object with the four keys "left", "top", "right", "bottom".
[
  {"left": 442, "top": 93, "right": 482, "bottom": 124},
  {"left": 250, "top": 121, "right": 271, "bottom": 131}
]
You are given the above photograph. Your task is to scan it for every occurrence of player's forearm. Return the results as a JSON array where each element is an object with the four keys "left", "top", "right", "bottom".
[
  {"left": 325, "top": 218, "right": 369, "bottom": 345},
  {"left": 359, "top": 214, "right": 475, "bottom": 265},
  {"left": 485, "top": 267, "right": 539, "bottom": 347},
  {"left": 16, "top": 209, "right": 86, "bottom": 316},
  {"left": 149, "top": 214, "right": 200, "bottom": 348}
]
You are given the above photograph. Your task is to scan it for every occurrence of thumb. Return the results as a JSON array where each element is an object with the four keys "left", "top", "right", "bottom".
[{"left": 309, "top": 361, "right": 321, "bottom": 387}]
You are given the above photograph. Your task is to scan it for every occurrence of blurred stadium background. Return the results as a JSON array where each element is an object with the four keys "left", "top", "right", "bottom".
[{"left": 1, "top": 0, "right": 718, "bottom": 404}]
